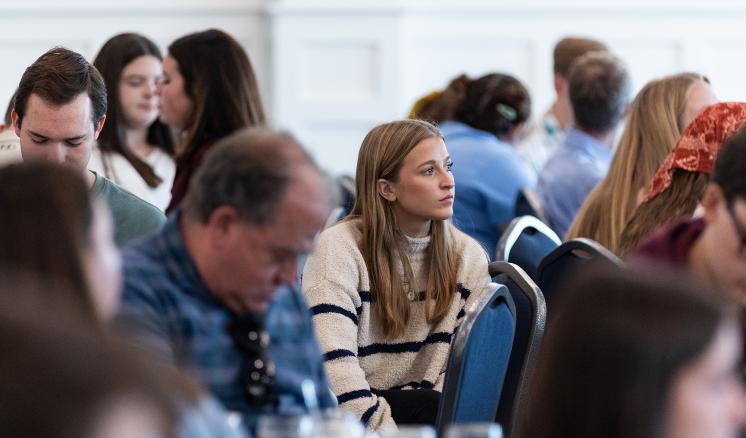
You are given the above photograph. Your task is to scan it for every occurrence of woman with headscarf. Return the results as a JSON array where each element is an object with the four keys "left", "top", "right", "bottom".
[{"left": 619, "top": 102, "right": 746, "bottom": 257}]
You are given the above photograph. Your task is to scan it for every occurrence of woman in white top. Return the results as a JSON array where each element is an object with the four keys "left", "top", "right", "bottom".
[
  {"left": 89, "top": 33, "right": 176, "bottom": 210},
  {"left": 302, "top": 119, "right": 493, "bottom": 432}
]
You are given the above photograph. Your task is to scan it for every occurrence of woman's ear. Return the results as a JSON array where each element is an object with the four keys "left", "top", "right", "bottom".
[{"left": 377, "top": 178, "right": 397, "bottom": 202}]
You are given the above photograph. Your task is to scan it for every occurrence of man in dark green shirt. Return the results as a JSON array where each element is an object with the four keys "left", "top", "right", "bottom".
[{"left": 12, "top": 47, "right": 164, "bottom": 246}]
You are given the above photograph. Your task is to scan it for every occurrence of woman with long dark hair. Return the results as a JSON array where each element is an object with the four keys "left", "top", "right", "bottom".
[
  {"left": 90, "top": 33, "right": 176, "bottom": 210},
  {"left": 157, "top": 29, "right": 266, "bottom": 213}
]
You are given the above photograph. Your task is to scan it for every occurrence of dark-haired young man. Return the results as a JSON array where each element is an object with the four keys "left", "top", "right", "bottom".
[
  {"left": 536, "top": 51, "right": 631, "bottom": 237},
  {"left": 12, "top": 47, "right": 164, "bottom": 246},
  {"left": 630, "top": 127, "right": 746, "bottom": 304}
]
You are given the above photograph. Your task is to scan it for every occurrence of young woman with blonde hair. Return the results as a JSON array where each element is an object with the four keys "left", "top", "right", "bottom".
[
  {"left": 566, "top": 73, "right": 715, "bottom": 253},
  {"left": 618, "top": 102, "right": 746, "bottom": 257},
  {"left": 302, "top": 119, "right": 492, "bottom": 432}
]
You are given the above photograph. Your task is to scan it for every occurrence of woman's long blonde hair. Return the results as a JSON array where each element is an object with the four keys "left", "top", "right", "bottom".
[
  {"left": 565, "top": 72, "right": 709, "bottom": 253},
  {"left": 349, "top": 120, "right": 460, "bottom": 339}
]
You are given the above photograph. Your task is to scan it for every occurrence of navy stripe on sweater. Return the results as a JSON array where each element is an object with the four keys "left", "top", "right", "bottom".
[
  {"left": 458, "top": 284, "right": 471, "bottom": 300},
  {"left": 337, "top": 389, "right": 373, "bottom": 404},
  {"left": 311, "top": 304, "right": 358, "bottom": 325},
  {"left": 324, "top": 349, "right": 356, "bottom": 361},
  {"left": 361, "top": 400, "right": 380, "bottom": 425},
  {"left": 358, "top": 332, "right": 452, "bottom": 357},
  {"left": 359, "top": 291, "right": 372, "bottom": 302}
]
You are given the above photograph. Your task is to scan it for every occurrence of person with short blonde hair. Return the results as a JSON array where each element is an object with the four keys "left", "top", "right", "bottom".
[{"left": 302, "top": 119, "right": 492, "bottom": 432}]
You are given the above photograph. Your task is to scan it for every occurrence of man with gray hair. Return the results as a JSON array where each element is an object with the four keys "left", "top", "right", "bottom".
[
  {"left": 536, "top": 51, "right": 631, "bottom": 237},
  {"left": 116, "top": 127, "right": 336, "bottom": 430}
]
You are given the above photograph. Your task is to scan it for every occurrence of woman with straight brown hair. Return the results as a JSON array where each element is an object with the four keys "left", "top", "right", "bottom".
[
  {"left": 302, "top": 119, "right": 492, "bottom": 432},
  {"left": 566, "top": 73, "right": 715, "bottom": 253},
  {"left": 158, "top": 29, "right": 266, "bottom": 212},
  {"left": 90, "top": 32, "right": 176, "bottom": 211}
]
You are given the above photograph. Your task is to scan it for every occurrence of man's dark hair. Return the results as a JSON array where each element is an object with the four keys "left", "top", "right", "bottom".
[
  {"left": 712, "top": 126, "right": 746, "bottom": 202},
  {"left": 568, "top": 51, "right": 630, "bottom": 134},
  {"left": 14, "top": 47, "right": 107, "bottom": 128},
  {"left": 182, "top": 127, "right": 321, "bottom": 225}
]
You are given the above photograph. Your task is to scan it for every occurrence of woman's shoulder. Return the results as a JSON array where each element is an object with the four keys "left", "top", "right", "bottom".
[
  {"left": 316, "top": 218, "right": 363, "bottom": 253},
  {"left": 449, "top": 224, "right": 490, "bottom": 263}
]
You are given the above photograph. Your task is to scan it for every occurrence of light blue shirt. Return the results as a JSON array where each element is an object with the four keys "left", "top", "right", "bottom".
[
  {"left": 441, "top": 121, "right": 535, "bottom": 258},
  {"left": 536, "top": 128, "right": 613, "bottom": 237}
]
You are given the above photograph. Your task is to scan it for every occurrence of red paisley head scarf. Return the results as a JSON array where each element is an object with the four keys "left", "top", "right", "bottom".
[{"left": 643, "top": 102, "right": 746, "bottom": 203}]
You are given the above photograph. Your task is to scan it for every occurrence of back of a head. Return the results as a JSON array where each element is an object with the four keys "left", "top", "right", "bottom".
[
  {"left": 410, "top": 73, "right": 530, "bottom": 142},
  {"left": 0, "top": 304, "right": 178, "bottom": 438},
  {"left": 712, "top": 126, "right": 746, "bottom": 203},
  {"left": 619, "top": 102, "right": 746, "bottom": 256},
  {"left": 553, "top": 36, "right": 609, "bottom": 79},
  {"left": 0, "top": 162, "right": 95, "bottom": 315},
  {"left": 454, "top": 73, "right": 531, "bottom": 141},
  {"left": 566, "top": 73, "right": 708, "bottom": 251},
  {"left": 181, "top": 127, "right": 319, "bottom": 226},
  {"left": 168, "top": 29, "right": 266, "bottom": 155},
  {"left": 14, "top": 47, "right": 107, "bottom": 127},
  {"left": 519, "top": 267, "right": 733, "bottom": 438},
  {"left": 568, "top": 51, "right": 631, "bottom": 134}
]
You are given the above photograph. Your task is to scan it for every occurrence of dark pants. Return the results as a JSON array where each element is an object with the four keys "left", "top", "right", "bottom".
[{"left": 376, "top": 389, "right": 441, "bottom": 426}]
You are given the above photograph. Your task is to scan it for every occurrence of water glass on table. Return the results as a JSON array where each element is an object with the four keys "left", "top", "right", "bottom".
[
  {"left": 380, "top": 425, "right": 437, "bottom": 438},
  {"left": 256, "top": 414, "right": 315, "bottom": 438},
  {"left": 444, "top": 423, "right": 503, "bottom": 438}
]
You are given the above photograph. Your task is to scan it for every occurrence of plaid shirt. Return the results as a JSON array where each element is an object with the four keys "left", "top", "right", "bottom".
[{"left": 116, "top": 214, "right": 335, "bottom": 429}]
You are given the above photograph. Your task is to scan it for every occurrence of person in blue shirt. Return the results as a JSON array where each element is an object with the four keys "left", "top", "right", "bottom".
[
  {"left": 536, "top": 51, "right": 631, "bottom": 237},
  {"left": 410, "top": 73, "right": 534, "bottom": 258},
  {"left": 116, "top": 127, "right": 336, "bottom": 433}
]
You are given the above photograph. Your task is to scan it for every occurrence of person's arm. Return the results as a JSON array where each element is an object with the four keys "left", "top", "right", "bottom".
[
  {"left": 114, "top": 262, "right": 178, "bottom": 365},
  {"left": 301, "top": 226, "right": 398, "bottom": 432}
]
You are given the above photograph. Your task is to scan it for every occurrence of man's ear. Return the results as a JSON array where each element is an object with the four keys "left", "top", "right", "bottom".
[
  {"left": 93, "top": 115, "right": 106, "bottom": 139},
  {"left": 553, "top": 74, "right": 566, "bottom": 96},
  {"left": 701, "top": 183, "right": 725, "bottom": 224},
  {"left": 377, "top": 178, "right": 397, "bottom": 202},
  {"left": 205, "top": 205, "right": 240, "bottom": 247},
  {"left": 11, "top": 110, "right": 20, "bottom": 137}
]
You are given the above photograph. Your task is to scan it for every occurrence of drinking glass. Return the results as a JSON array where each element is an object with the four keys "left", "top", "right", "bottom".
[
  {"left": 256, "top": 414, "right": 315, "bottom": 438},
  {"left": 444, "top": 423, "right": 503, "bottom": 438},
  {"left": 311, "top": 409, "right": 365, "bottom": 438},
  {"left": 380, "top": 425, "right": 437, "bottom": 438}
]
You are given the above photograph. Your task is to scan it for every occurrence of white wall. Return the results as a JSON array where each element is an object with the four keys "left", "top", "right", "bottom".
[{"left": 3, "top": 0, "right": 746, "bottom": 175}]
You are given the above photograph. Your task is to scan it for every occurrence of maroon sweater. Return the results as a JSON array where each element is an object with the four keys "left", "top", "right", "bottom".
[
  {"left": 626, "top": 218, "right": 705, "bottom": 269},
  {"left": 166, "top": 142, "right": 214, "bottom": 214}
]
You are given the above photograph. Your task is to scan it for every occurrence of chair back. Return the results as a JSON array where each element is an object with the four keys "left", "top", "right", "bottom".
[
  {"left": 436, "top": 283, "right": 516, "bottom": 434},
  {"left": 488, "top": 261, "right": 546, "bottom": 437},
  {"left": 514, "top": 188, "right": 548, "bottom": 224},
  {"left": 496, "top": 215, "right": 561, "bottom": 281},
  {"left": 537, "top": 237, "right": 623, "bottom": 309}
]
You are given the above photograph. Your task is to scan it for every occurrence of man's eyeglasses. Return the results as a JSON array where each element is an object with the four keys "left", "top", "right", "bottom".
[
  {"left": 228, "top": 315, "right": 278, "bottom": 408},
  {"left": 725, "top": 201, "right": 746, "bottom": 258}
]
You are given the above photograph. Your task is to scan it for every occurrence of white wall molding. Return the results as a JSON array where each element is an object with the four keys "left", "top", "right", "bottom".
[{"left": 2, "top": 0, "right": 746, "bottom": 175}]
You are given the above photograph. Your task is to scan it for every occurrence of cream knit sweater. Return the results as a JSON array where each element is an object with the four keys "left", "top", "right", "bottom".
[{"left": 301, "top": 219, "right": 492, "bottom": 432}]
